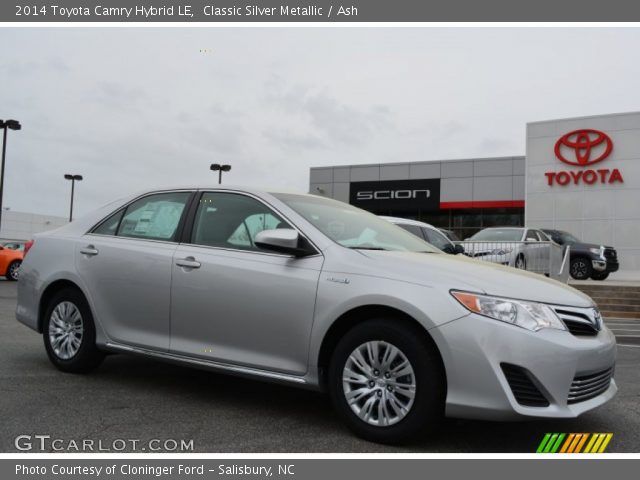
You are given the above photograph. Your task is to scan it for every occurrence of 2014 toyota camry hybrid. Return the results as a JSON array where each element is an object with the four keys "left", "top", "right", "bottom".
[{"left": 16, "top": 187, "right": 616, "bottom": 443}]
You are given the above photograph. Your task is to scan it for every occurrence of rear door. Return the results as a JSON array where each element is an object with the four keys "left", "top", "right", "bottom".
[
  {"left": 76, "top": 191, "right": 193, "bottom": 351},
  {"left": 169, "top": 191, "right": 324, "bottom": 375}
]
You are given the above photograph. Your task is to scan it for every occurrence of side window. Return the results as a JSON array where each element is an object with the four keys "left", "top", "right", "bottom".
[
  {"left": 92, "top": 210, "right": 124, "bottom": 236},
  {"left": 116, "top": 192, "right": 190, "bottom": 241},
  {"left": 535, "top": 230, "right": 549, "bottom": 241},
  {"left": 525, "top": 230, "right": 538, "bottom": 241},
  {"left": 423, "top": 228, "right": 451, "bottom": 251},
  {"left": 397, "top": 223, "right": 425, "bottom": 240},
  {"left": 192, "top": 192, "right": 291, "bottom": 252}
]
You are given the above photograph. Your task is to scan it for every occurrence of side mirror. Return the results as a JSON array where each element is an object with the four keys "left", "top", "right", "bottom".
[
  {"left": 254, "top": 229, "right": 314, "bottom": 257},
  {"left": 454, "top": 244, "right": 465, "bottom": 255}
]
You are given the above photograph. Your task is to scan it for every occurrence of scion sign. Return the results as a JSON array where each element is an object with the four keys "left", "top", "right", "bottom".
[{"left": 350, "top": 179, "right": 441, "bottom": 213}]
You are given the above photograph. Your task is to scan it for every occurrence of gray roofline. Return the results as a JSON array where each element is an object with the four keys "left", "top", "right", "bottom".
[
  {"left": 527, "top": 110, "right": 640, "bottom": 126},
  {"left": 310, "top": 155, "right": 525, "bottom": 170}
]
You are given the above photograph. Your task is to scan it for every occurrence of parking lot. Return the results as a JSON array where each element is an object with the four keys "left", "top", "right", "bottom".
[{"left": 1, "top": 280, "right": 639, "bottom": 453}]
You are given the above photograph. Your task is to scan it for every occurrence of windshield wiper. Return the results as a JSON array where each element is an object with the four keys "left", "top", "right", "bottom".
[{"left": 348, "top": 246, "right": 388, "bottom": 251}]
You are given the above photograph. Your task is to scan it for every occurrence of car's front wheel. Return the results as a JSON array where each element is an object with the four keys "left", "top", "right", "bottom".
[
  {"left": 328, "top": 319, "right": 445, "bottom": 444},
  {"left": 570, "top": 257, "right": 593, "bottom": 280},
  {"left": 6, "top": 260, "right": 21, "bottom": 281},
  {"left": 43, "top": 288, "right": 104, "bottom": 373}
]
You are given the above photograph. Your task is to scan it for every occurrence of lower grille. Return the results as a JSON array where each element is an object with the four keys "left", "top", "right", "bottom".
[
  {"left": 501, "top": 363, "right": 549, "bottom": 407},
  {"left": 568, "top": 367, "right": 614, "bottom": 404}
]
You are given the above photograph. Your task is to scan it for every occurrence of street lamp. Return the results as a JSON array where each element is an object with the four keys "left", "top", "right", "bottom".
[
  {"left": 0, "top": 119, "right": 22, "bottom": 234},
  {"left": 210, "top": 163, "right": 231, "bottom": 184},
  {"left": 64, "top": 174, "right": 83, "bottom": 222}
]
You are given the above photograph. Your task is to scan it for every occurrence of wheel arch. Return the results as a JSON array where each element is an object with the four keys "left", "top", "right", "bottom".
[
  {"left": 316, "top": 305, "right": 447, "bottom": 391},
  {"left": 37, "top": 279, "right": 87, "bottom": 333}
]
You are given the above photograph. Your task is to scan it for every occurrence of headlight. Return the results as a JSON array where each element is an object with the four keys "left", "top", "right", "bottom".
[
  {"left": 589, "top": 247, "right": 603, "bottom": 257},
  {"left": 451, "top": 291, "right": 566, "bottom": 332}
]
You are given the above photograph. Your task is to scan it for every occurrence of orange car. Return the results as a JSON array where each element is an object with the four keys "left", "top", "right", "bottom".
[{"left": 1, "top": 245, "right": 23, "bottom": 281}]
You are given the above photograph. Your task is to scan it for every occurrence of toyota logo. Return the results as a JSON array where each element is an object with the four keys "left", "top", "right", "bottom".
[{"left": 554, "top": 129, "right": 613, "bottom": 167}]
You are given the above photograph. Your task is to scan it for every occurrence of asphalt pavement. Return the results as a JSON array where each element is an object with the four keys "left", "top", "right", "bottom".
[{"left": 1, "top": 280, "right": 639, "bottom": 453}]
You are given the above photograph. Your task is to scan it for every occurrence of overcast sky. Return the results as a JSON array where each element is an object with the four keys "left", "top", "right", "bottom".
[{"left": 2, "top": 27, "right": 640, "bottom": 217}]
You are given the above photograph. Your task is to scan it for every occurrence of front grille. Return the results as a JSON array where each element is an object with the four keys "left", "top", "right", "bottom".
[
  {"left": 604, "top": 248, "right": 617, "bottom": 260},
  {"left": 568, "top": 367, "right": 614, "bottom": 404},
  {"left": 552, "top": 306, "right": 601, "bottom": 337},
  {"left": 501, "top": 363, "right": 550, "bottom": 407}
]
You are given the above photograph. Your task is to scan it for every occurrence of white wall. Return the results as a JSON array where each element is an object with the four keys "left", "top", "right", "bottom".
[
  {"left": 526, "top": 112, "right": 640, "bottom": 277},
  {"left": 0, "top": 210, "right": 68, "bottom": 241}
]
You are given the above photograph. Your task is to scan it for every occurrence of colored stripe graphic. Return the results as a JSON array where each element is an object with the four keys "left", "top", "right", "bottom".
[{"left": 537, "top": 433, "right": 613, "bottom": 453}]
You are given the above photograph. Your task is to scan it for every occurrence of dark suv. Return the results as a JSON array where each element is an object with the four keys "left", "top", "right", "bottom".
[{"left": 541, "top": 229, "right": 619, "bottom": 281}]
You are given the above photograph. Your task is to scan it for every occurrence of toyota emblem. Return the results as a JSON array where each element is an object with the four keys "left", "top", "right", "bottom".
[{"left": 554, "top": 129, "right": 613, "bottom": 167}]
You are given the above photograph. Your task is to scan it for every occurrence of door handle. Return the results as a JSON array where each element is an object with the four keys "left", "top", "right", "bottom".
[
  {"left": 80, "top": 245, "right": 99, "bottom": 256},
  {"left": 176, "top": 257, "right": 201, "bottom": 269}
]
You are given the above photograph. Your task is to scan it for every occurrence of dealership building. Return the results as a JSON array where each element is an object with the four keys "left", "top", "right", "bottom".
[{"left": 309, "top": 111, "right": 640, "bottom": 277}]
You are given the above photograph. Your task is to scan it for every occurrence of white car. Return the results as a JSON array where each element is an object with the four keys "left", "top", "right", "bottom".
[
  {"left": 465, "top": 227, "right": 553, "bottom": 274},
  {"left": 380, "top": 216, "right": 464, "bottom": 255}
]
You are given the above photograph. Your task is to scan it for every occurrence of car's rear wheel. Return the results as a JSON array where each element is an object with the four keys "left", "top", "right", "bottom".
[
  {"left": 515, "top": 254, "right": 526, "bottom": 270},
  {"left": 591, "top": 271, "right": 610, "bottom": 281},
  {"left": 570, "top": 257, "right": 593, "bottom": 280},
  {"left": 328, "top": 319, "right": 444, "bottom": 444},
  {"left": 43, "top": 288, "right": 104, "bottom": 373},
  {"left": 6, "top": 260, "right": 21, "bottom": 281}
]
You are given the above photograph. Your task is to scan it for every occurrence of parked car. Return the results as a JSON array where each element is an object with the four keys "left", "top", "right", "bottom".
[
  {"left": 2, "top": 241, "right": 25, "bottom": 252},
  {"left": 380, "top": 216, "right": 464, "bottom": 255},
  {"left": 465, "top": 227, "right": 552, "bottom": 274},
  {"left": 16, "top": 187, "right": 616, "bottom": 444},
  {"left": 541, "top": 229, "right": 619, "bottom": 281},
  {"left": 0, "top": 244, "right": 23, "bottom": 281}
]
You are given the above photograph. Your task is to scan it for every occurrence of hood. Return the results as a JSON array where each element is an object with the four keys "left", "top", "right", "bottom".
[
  {"left": 347, "top": 250, "right": 593, "bottom": 308},
  {"left": 569, "top": 242, "right": 615, "bottom": 253}
]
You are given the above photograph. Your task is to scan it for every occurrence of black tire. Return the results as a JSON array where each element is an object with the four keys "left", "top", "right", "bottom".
[
  {"left": 6, "top": 260, "right": 21, "bottom": 281},
  {"left": 591, "top": 271, "right": 610, "bottom": 281},
  {"left": 43, "top": 288, "right": 104, "bottom": 373},
  {"left": 328, "top": 319, "right": 445, "bottom": 444},
  {"left": 515, "top": 254, "right": 527, "bottom": 270},
  {"left": 570, "top": 257, "right": 593, "bottom": 280}
]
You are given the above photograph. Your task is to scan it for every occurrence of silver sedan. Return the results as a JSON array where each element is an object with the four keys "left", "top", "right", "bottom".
[{"left": 16, "top": 187, "right": 616, "bottom": 444}]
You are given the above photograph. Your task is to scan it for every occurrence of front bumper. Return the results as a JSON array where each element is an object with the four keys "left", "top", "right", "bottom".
[{"left": 431, "top": 313, "right": 617, "bottom": 420}]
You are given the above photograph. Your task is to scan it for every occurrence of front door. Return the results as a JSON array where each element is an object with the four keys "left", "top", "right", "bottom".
[{"left": 170, "top": 191, "right": 323, "bottom": 375}]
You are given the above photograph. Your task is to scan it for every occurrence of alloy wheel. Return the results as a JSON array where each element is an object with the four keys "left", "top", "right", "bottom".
[
  {"left": 342, "top": 340, "right": 416, "bottom": 427},
  {"left": 8, "top": 262, "right": 20, "bottom": 280},
  {"left": 571, "top": 259, "right": 589, "bottom": 279},
  {"left": 48, "top": 301, "right": 84, "bottom": 360}
]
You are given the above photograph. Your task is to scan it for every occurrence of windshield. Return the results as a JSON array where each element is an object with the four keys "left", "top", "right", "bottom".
[
  {"left": 272, "top": 193, "right": 440, "bottom": 253},
  {"left": 554, "top": 230, "right": 580, "bottom": 244},
  {"left": 469, "top": 228, "right": 523, "bottom": 241}
]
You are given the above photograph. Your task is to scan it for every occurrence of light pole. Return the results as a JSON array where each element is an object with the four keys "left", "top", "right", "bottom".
[
  {"left": 0, "top": 119, "right": 22, "bottom": 234},
  {"left": 64, "top": 174, "right": 83, "bottom": 222},
  {"left": 210, "top": 163, "right": 231, "bottom": 184}
]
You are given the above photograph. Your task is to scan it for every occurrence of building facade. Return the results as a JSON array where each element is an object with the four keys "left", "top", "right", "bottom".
[
  {"left": 310, "top": 157, "right": 525, "bottom": 241},
  {"left": 309, "top": 111, "right": 640, "bottom": 276}
]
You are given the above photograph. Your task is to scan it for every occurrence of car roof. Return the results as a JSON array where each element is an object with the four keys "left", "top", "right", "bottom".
[
  {"left": 478, "top": 227, "right": 525, "bottom": 231},
  {"left": 379, "top": 216, "right": 439, "bottom": 231}
]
